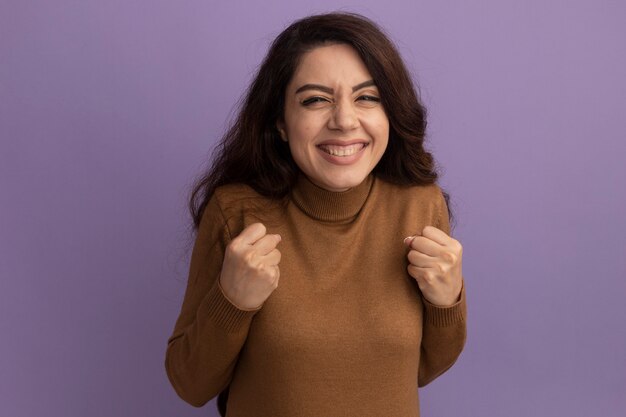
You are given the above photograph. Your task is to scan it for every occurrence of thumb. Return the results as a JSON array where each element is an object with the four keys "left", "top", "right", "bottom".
[{"left": 237, "top": 223, "right": 267, "bottom": 245}]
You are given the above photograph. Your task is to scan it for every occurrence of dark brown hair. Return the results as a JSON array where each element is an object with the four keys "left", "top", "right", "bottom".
[{"left": 189, "top": 12, "right": 454, "bottom": 230}]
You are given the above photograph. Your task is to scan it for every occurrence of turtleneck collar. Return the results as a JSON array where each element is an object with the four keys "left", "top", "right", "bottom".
[{"left": 290, "top": 174, "right": 374, "bottom": 222}]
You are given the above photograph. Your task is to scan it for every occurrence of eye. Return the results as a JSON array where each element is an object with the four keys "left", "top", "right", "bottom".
[
  {"left": 357, "top": 95, "right": 381, "bottom": 103},
  {"left": 301, "top": 96, "right": 331, "bottom": 106}
]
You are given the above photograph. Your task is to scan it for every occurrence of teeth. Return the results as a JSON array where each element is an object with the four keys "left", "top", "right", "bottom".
[{"left": 319, "top": 143, "right": 365, "bottom": 157}]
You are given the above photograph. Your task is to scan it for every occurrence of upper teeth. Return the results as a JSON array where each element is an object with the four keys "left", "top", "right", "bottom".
[{"left": 319, "top": 143, "right": 365, "bottom": 156}]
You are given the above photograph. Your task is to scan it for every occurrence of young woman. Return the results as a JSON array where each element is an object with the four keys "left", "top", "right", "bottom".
[{"left": 165, "top": 12, "right": 466, "bottom": 417}]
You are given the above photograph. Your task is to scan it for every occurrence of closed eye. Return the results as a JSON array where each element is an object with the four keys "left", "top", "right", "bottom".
[
  {"left": 357, "top": 95, "right": 381, "bottom": 102},
  {"left": 301, "top": 96, "right": 331, "bottom": 106}
]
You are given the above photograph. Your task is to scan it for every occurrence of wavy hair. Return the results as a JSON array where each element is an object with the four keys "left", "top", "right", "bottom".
[{"left": 189, "top": 12, "right": 454, "bottom": 230}]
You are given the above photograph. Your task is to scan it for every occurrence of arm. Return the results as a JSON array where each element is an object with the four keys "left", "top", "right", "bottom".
[
  {"left": 417, "top": 187, "right": 467, "bottom": 387},
  {"left": 164, "top": 195, "right": 261, "bottom": 406},
  {"left": 418, "top": 284, "right": 467, "bottom": 386}
]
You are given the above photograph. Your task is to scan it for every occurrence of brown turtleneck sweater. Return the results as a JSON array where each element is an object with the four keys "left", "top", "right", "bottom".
[{"left": 165, "top": 175, "right": 467, "bottom": 417}]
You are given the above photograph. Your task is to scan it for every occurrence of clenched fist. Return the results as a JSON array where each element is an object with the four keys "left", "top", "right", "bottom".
[
  {"left": 219, "top": 223, "right": 282, "bottom": 310},
  {"left": 404, "top": 225, "right": 463, "bottom": 307}
]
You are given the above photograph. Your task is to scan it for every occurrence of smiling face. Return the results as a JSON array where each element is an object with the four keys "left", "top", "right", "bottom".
[{"left": 277, "top": 43, "right": 389, "bottom": 192}]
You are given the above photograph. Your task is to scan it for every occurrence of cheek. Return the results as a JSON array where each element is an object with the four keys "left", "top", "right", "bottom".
[
  {"left": 363, "top": 116, "right": 390, "bottom": 142},
  {"left": 286, "top": 135, "right": 312, "bottom": 164},
  {"left": 286, "top": 115, "right": 323, "bottom": 143},
  {"left": 377, "top": 118, "right": 390, "bottom": 144}
]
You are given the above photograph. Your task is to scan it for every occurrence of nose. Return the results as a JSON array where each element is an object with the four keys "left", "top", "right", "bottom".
[{"left": 328, "top": 99, "right": 359, "bottom": 131}]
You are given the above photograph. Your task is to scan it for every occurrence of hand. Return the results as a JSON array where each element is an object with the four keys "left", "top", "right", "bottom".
[
  {"left": 404, "top": 226, "right": 463, "bottom": 306},
  {"left": 219, "top": 223, "right": 282, "bottom": 310}
]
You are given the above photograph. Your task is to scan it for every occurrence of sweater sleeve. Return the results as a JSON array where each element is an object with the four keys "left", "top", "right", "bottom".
[
  {"left": 164, "top": 195, "right": 261, "bottom": 407},
  {"left": 418, "top": 187, "right": 467, "bottom": 387}
]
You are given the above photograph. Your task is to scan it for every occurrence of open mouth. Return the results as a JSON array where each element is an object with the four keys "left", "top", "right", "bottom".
[{"left": 317, "top": 143, "right": 368, "bottom": 157}]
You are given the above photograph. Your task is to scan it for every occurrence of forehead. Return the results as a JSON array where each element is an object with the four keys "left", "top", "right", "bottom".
[{"left": 289, "top": 43, "right": 373, "bottom": 87}]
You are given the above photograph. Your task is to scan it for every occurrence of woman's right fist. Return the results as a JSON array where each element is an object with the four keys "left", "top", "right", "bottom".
[{"left": 218, "top": 223, "right": 282, "bottom": 310}]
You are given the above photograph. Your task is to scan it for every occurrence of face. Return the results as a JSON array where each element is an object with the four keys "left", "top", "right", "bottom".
[{"left": 277, "top": 43, "right": 389, "bottom": 192}]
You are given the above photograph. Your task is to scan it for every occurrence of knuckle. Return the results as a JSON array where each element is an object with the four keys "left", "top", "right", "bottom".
[
  {"left": 258, "top": 263, "right": 275, "bottom": 279},
  {"left": 407, "top": 265, "right": 415, "bottom": 276},
  {"left": 225, "top": 242, "right": 239, "bottom": 257},
  {"left": 442, "top": 251, "right": 457, "bottom": 264},
  {"left": 408, "top": 265, "right": 420, "bottom": 279},
  {"left": 406, "top": 252, "right": 414, "bottom": 264},
  {"left": 273, "top": 267, "right": 280, "bottom": 280},
  {"left": 243, "top": 250, "right": 256, "bottom": 265}
]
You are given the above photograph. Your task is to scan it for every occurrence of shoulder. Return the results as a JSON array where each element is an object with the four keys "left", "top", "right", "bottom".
[
  {"left": 373, "top": 176, "right": 445, "bottom": 205},
  {"left": 370, "top": 177, "right": 448, "bottom": 229},
  {"left": 213, "top": 183, "right": 267, "bottom": 214},
  {"left": 196, "top": 183, "right": 264, "bottom": 234},
  {"left": 210, "top": 183, "right": 285, "bottom": 237},
  {"left": 197, "top": 184, "right": 268, "bottom": 241}
]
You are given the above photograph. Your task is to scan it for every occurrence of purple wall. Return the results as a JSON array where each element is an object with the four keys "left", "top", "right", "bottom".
[{"left": 2, "top": 1, "right": 625, "bottom": 416}]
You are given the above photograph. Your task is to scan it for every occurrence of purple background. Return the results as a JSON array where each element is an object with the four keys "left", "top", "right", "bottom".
[{"left": 2, "top": 1, "right": 625, "bottom": 416}]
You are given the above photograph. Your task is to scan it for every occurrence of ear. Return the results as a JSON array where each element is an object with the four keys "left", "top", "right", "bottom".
[{"left": 276, "top": 121, "right": 288, "bottom": 142}]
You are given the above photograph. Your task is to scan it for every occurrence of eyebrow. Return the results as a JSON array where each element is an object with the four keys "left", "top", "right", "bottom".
[{"left": 294, "top": 80, "right": 376, "bottom": 94}]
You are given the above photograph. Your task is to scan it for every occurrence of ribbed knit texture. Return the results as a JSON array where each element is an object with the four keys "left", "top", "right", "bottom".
[
  {"left": 165, "top": 175, "right": 467, "bottom": 416},
  {"left": 291, "top": 174, "right": 374, "bottom": 222},
  {"left": 423, "top": 286, "right": 467, "bottom": 327},
  {"left": 203, "top": 280, "right": 261, "bottom": 333}
]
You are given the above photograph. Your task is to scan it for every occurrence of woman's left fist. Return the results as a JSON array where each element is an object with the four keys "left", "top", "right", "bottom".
[{"left": 404, "top": 225, "right": 463, "bottom": 306}]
